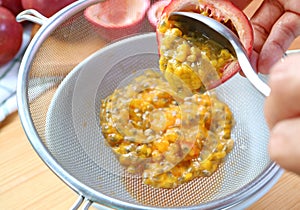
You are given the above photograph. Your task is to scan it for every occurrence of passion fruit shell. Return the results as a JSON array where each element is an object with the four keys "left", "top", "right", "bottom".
[
  {"left": 84, "top": 0, "right": 151, "bottom": 41},
  {"left": 147, "top": 0, "right": 171, "bottom": 30}
]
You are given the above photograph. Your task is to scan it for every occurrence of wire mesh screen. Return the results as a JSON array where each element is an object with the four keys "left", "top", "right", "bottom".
[{"left": 20, "top": 0, "right": 277, "bottom": 209}]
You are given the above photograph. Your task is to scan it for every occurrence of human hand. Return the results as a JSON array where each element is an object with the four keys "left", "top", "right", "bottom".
[
  {"left": 230, "top": 0, "right": 300, "bottom": 174},
  {"left": 264, "top": 53, "right": 300, "bottom": 175},
  {"left": 235, "top": 0, "right": 300, "bottom": 74},
  {"left": 231, "top": 0, "right": 300, "bottom": 73}
]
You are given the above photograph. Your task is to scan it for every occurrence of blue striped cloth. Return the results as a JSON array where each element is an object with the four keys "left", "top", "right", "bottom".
[{"left": 0, "top": 27, "right": 31, "bottom": 122}]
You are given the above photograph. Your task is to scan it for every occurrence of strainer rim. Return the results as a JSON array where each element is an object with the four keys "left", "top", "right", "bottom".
[{"left": 17, "top": 0, "right": 284, "bottom": 209}]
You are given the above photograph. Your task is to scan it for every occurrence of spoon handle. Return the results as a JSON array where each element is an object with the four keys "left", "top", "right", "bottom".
[{"left": 169, "top": 12, "right": 271, "bottom": 97}]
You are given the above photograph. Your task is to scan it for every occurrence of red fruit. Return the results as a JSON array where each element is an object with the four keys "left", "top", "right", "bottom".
[
  {"left": 157, "top": 0, "right": 254, "bottom": 87},
  {"left": 84, "top": 0, "right": 150, "bottom": 41},
  {"left": 0, "top": 0, "right": 23, "bottom": 16},
  {"left": 0, "top": 6, "right": 23, "bottom": 66},
  {"left": 21, "top": 0, "right": 76, "bottom": 17},
  {"left": 147, "top": 0, "right": 171, "bottom": 29}
]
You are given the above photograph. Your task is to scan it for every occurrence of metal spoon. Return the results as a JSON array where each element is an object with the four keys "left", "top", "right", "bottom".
[{"left": 169, "top": 12, "right": 271, "bottom": 97}]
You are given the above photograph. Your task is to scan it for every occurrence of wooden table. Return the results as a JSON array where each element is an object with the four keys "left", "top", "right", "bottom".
[
  {"left": 1, "top": 104, "right": 300, "bottom": 210},
  {"left": 1, "top": 1, "right": 300, "bottom": 208}
]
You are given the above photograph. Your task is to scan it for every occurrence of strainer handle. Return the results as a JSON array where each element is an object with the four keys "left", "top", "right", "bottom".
[
  {"left": 16, "top": 9, "right": 48, "bottom": 25},
  {"left": 71, "top": 196, "right": 93, "bottom": 210}
]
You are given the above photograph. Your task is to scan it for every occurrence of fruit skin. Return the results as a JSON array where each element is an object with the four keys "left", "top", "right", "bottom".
[
  {"left": 21, "top": 0, "right": 76, "bottom": 17},
  {"left": 160, "top": 0, "right": 253, "bottom": 56},
  {"left": 0, "top": 0, "right": 23, "bottom": 16},
  {"left": 0, "top": 6, "right": 23, "bottom": 67},
  {"left": 157, "top": 0, "right": 254, "bottom": 87},
  {"left": 147, "top": 0, "right": 171, "bottom": 29},
  {"left": 84, "top": 0, "right": 151, "bottom": 41}
]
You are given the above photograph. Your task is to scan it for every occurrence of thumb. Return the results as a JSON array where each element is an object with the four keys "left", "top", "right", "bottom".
[
  {"left": 269, "top": 118, "right": 300, "bottom": 175},
  {"left": 264, "top": 54, "right": 300, "bottom": 129}
]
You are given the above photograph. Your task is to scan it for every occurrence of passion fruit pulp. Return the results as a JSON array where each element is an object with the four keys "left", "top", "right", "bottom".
[{"left": 156, "top": 0, "right": 253, "bottom": 90}]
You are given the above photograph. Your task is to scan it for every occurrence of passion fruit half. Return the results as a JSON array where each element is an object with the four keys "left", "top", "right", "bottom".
[
  {"left": 156, "top": 0, "right": 253, "bottom": 91},
  {"left": 84, "top": 0, "right": 151, "bottom": 41},
  {"left": 147, "top": 0, "right": 171, "bottom": 29}
]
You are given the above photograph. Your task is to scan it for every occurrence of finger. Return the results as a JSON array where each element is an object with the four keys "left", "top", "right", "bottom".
[
  {"left": 230, "top": 0, "right": 253, "bottom": 10},
  {"left": 258, "top": 12, "right": 300, "bottom": 74},
  {"left": 250, "top": 0, "right": 284, "bottom": 53},
  {"left": 264, "top": 54, "right": 300, "bottom": 128},
  {"left": 269, "top": 118, "right": 300, "bottom": 175}
]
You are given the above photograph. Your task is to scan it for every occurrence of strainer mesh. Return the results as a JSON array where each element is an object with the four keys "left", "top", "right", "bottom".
[{"left": 22, "top": 1, "right": 273, "bottom": 209}]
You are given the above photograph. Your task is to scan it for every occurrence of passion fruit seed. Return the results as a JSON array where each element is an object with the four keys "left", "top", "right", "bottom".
[
  {"left": 100, "top": 69, "right": 234, "bottom": 188},
  {"left": 99, "top": 0, "right": 252, "bottom": 189},
  {"left": 157, "top": 15, "right": 236, "bottom": 92}
]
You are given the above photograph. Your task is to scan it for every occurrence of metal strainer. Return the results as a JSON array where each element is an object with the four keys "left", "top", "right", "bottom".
[{"left": 17, "top": 0, "right": 283, "bottom": 209}]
